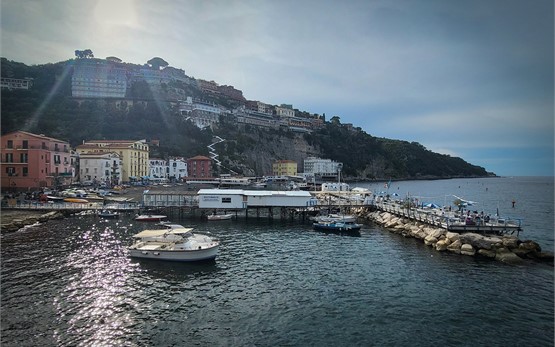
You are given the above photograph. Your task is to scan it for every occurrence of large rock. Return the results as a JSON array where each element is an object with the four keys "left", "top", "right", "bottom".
[
  {"left": 495, "top": 248, "right": 524, "bottom": 264},
  {"left": 435, "top": 239, "right": 449, "bottom": 251},
  {"left": 445, "top": 232, "right": 460, "bottom": 242},
  {"left": 478, "top": 249, "right": 496, "bottom": 258},
  {"left": 502, "top": 236, "right": 519, "bottom": 249},
  {"left": 424, "top": 235, "right": 438, "bottom": 246},
  {"left": 519, "top": 240, "right": 542, "bottom": 253},
  {"left": 459, "top": 233, "right": 502, "bottom": 250},
  {"left": 447, "top": 239, "right": 462, "bottom": 254},
  {"left": 460, "top": 243, "right": 476, "bottom": 256}
]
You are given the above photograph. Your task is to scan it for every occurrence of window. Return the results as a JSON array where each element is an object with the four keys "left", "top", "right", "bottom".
[
  {"left": 22, "top": 167, "right": 28, "bottom": 177},
  {"left": 7, "top": 140, "right": 13, "bottom": 148},
  {"left": 20, "top": 153, "right": 28, "bottom": 163},
  {"left": 6, "top": 167, "right": 15, "bottom": 175},
  {"left": 222, "top": 197, "right": 231, "bottom": 203},
  {"left": 54, "top": 155, "right": 61, "bottom": 164},
  {"left": 5, "top": 153, "right": 13, "bottom": 163},
  {"left": 22, "top": 140, "right": 28, "bottom": 149}
]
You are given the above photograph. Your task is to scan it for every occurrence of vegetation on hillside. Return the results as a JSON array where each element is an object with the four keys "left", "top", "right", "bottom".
[{"left": 0, "top": 58, "right": 490, "bottom": 180}]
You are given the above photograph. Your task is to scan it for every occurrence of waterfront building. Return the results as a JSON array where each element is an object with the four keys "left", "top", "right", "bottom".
[
  {"left": 76, "top": 140, "right": 149, "bottom": 182},
  {"left": 168, "top": 157, "right": 188, "bottom": 181},
  {"left": 303, "top": 157, "right": 342, "bottom": 181},
  {"left": 1, "top": 77, "right": 33, "bottom": 90},
  {"left": 71, "top": 59, "right": 127, "bottom": 98},
  {"left": 272, "top": 160, "right": 298, "bottom": 176},
  {"left": 0, "top": 131, "right": 74, "bottom": 190},
  {"left": 187, "top": 155, "right": 212, "bottom": 178},
  {"left": 149, "top": 158, "right": 168, "bottom": 179},
  {"left": 197, "top": 189, "right": 313, "bottom": 209},
  {"left": 78, "top": 152, "right": 122, "bottom": 186}
]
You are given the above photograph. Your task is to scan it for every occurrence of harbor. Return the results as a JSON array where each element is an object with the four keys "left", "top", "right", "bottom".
[{"left": 1, "top": 176, "right": 553, "bottom": 347}]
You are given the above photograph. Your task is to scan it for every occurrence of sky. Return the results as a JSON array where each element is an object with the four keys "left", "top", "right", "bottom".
[{"left": 1, "top": 0, "right": 553, "bottom": 176}]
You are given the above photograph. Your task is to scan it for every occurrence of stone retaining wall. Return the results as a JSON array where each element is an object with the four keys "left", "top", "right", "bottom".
[{"left": 357, "top": 209, "right": 553, "bottom": 264}]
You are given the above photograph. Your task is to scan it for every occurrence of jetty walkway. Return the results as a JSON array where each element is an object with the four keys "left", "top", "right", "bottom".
[{"left": 370, "top": 199, "right": 522, "bottom": 236}]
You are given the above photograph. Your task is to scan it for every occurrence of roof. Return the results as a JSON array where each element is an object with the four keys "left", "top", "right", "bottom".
[
  {"left": 2, "top": 130, "right": 69, "bottom": 143},
  {"left": 188, "top": 155, "right": 211, "bottom": 161},
  {"left": 133, "top": 227, "right": 194, "bottom": 238},
  {"left": 198, "top": 189, "right": 312, "bottom": 197}
]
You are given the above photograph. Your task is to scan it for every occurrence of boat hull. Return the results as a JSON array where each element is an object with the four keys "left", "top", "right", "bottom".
[
  {"left": 313, "top": 222, "right": 362, "bottom": 233},
  {"left": 207, "top": 214, "right": 233, "bottom": 221},
  {"left": 128, "top": 245, "right": 219, "bottom": 262}
]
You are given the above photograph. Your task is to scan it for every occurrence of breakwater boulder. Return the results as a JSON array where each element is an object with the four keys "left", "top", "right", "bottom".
[
  {"left": 1, "top": 211, "right": 67, "bottom": 233},
  {"left": 359, "top": 209, "right": 553, "bottom": 264}
]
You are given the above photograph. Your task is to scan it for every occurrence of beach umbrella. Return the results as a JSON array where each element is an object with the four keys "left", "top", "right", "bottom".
[{"left": 424, "top": 202, "right": 440, "bottom": 208}]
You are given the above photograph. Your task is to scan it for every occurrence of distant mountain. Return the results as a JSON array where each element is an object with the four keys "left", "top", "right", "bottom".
[{"left": 0, "top": 57, "right": 491, "bottom": 180}]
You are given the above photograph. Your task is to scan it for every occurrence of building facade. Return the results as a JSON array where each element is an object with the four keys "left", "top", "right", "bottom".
[
  {"left": 149, "top": 158, "right": 168, "bottom": 179},
  {"left": 71, "top": 59, "right": 127, "bottom": 98},
  {"left": 303, "top": 157, "right": 342, "bottom": 180},
  {"left": 187, "top": 156, "right": 212, "bottom": 178},
  {"left": 168, "top": 157, "right": 188, "bottom": 180},
  {"left": 0, "top": 131, "right": 74, "bottom": 190},
  {"left": 78, "top": 152, "right": 122, "bottom": 186},
  {"left": 272, "top": 160, "right": 298, "bottom": 176},
  {"left": 76, "top": 140, "right": 149, "bottom": 182},
  {"left": 1, "top": 77, "right": 33, "bottom": 90}
]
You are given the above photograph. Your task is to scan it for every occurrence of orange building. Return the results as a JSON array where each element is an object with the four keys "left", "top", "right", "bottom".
[
  {"left": 187, "top": 155, "right": 212, "bottom": 178},
  {"left": 1, "top": 131, "right": 74, "bottom": 191}
]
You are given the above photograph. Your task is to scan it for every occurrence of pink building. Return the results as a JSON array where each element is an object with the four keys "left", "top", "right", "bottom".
[{"left": 1, "top": 131, "right": 74, "bottom": 191}]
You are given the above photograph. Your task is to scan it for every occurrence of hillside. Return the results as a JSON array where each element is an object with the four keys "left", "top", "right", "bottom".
[{"left": 0, "top": 57, "right": 491, "bottom": 180}]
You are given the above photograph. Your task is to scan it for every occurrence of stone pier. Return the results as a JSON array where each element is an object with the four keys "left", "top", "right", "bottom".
[{"left": 356, "top": 208, "right": 553, "bottom": 264}]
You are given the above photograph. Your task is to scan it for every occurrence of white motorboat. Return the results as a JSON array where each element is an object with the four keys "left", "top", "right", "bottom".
[
  {"left": 128, "top": 224, "right": 219, "bottom": 262},
  {"left": 207, "top": 213, "right": 234, "bottom": 221}
]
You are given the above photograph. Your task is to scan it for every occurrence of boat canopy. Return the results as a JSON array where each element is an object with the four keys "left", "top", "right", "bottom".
[{"left": 133, "top": 228, "right": 194, "bottom": 238}]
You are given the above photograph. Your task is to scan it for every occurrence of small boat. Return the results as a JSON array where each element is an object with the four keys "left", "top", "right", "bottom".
[
  {"left": 64, "top": 198, "right": 89, "bottom": 203},
  {"left": 312, "top": 213, "right": 356, "bottom": 223},
  {"left": 98, "top": 210, "right": 119, "bottom": 219},
  {"left": 207, "top": 213, "right": 234, "bottom": 221},
  {"left": 135, "top": 214, "right": 167, "bottom": 222},
  {"left": 313, "top": 220, "right": 362, "bottom": 233},
  {"left": 128, "top": 224, "right": 219, "bottom": 262}
]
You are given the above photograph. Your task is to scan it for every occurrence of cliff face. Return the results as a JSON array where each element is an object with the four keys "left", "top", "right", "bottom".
[{"left": 212, "top": 124, "right": 321, "bottom": 176}]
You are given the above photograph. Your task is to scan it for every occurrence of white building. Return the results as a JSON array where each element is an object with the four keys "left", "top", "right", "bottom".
[
  {"left": 168, "top": 157, "right": 188, "bottom": 180},
  {"left": 72, "top": 59, "right": 127, "bottom": 98},
  {"left": 78, "top": 152, "right": 122, "bottom": 185},
  {"left": 197, "top": 189, "right": 314, "bottom": 209},
  {"left": 179, "top": 96, "right": 221, "bottom": 129},
  {"left": 303, "top": 157, "right": 342, "bottom": 177},
  {"left": 149, "top": 158, "right": 168, "bottom": 178},
  {"left": 275, "top": 104, "right": 295, "bottom": 118}
]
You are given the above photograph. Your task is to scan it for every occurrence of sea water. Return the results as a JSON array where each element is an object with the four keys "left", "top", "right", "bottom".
[{"left": 1, "top": 177, "right": 553, "bottom": 346}]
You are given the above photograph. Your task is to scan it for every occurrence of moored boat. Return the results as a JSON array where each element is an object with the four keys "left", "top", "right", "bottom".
[
  {"left": 207, "top": 213, "right": 234, "bottom": 221},
  {"left": 128, "top": 224, "right": 219, "bottom": 262},
  {"left": 312, "top": 213, "right": 356, "bottom": 223},
  {"left": 98, "top": 210, "right": 119, "bottom": 219},
  {"left": 313, "top": 220, "right": 362, "bottom": 233},
  {"left": 63, "top": 198, "right": 89, "bottom": 203},
  {"left": 135, "top": 214, "right": 167, "bottom": 222}
]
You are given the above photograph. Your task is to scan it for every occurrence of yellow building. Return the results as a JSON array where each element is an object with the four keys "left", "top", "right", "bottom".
[
  {"left": 272, "top": 160, "right": 298, "bottom": 176},
  {"left": 76, "top": 140, "right": 149, "bottom": 182}
]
